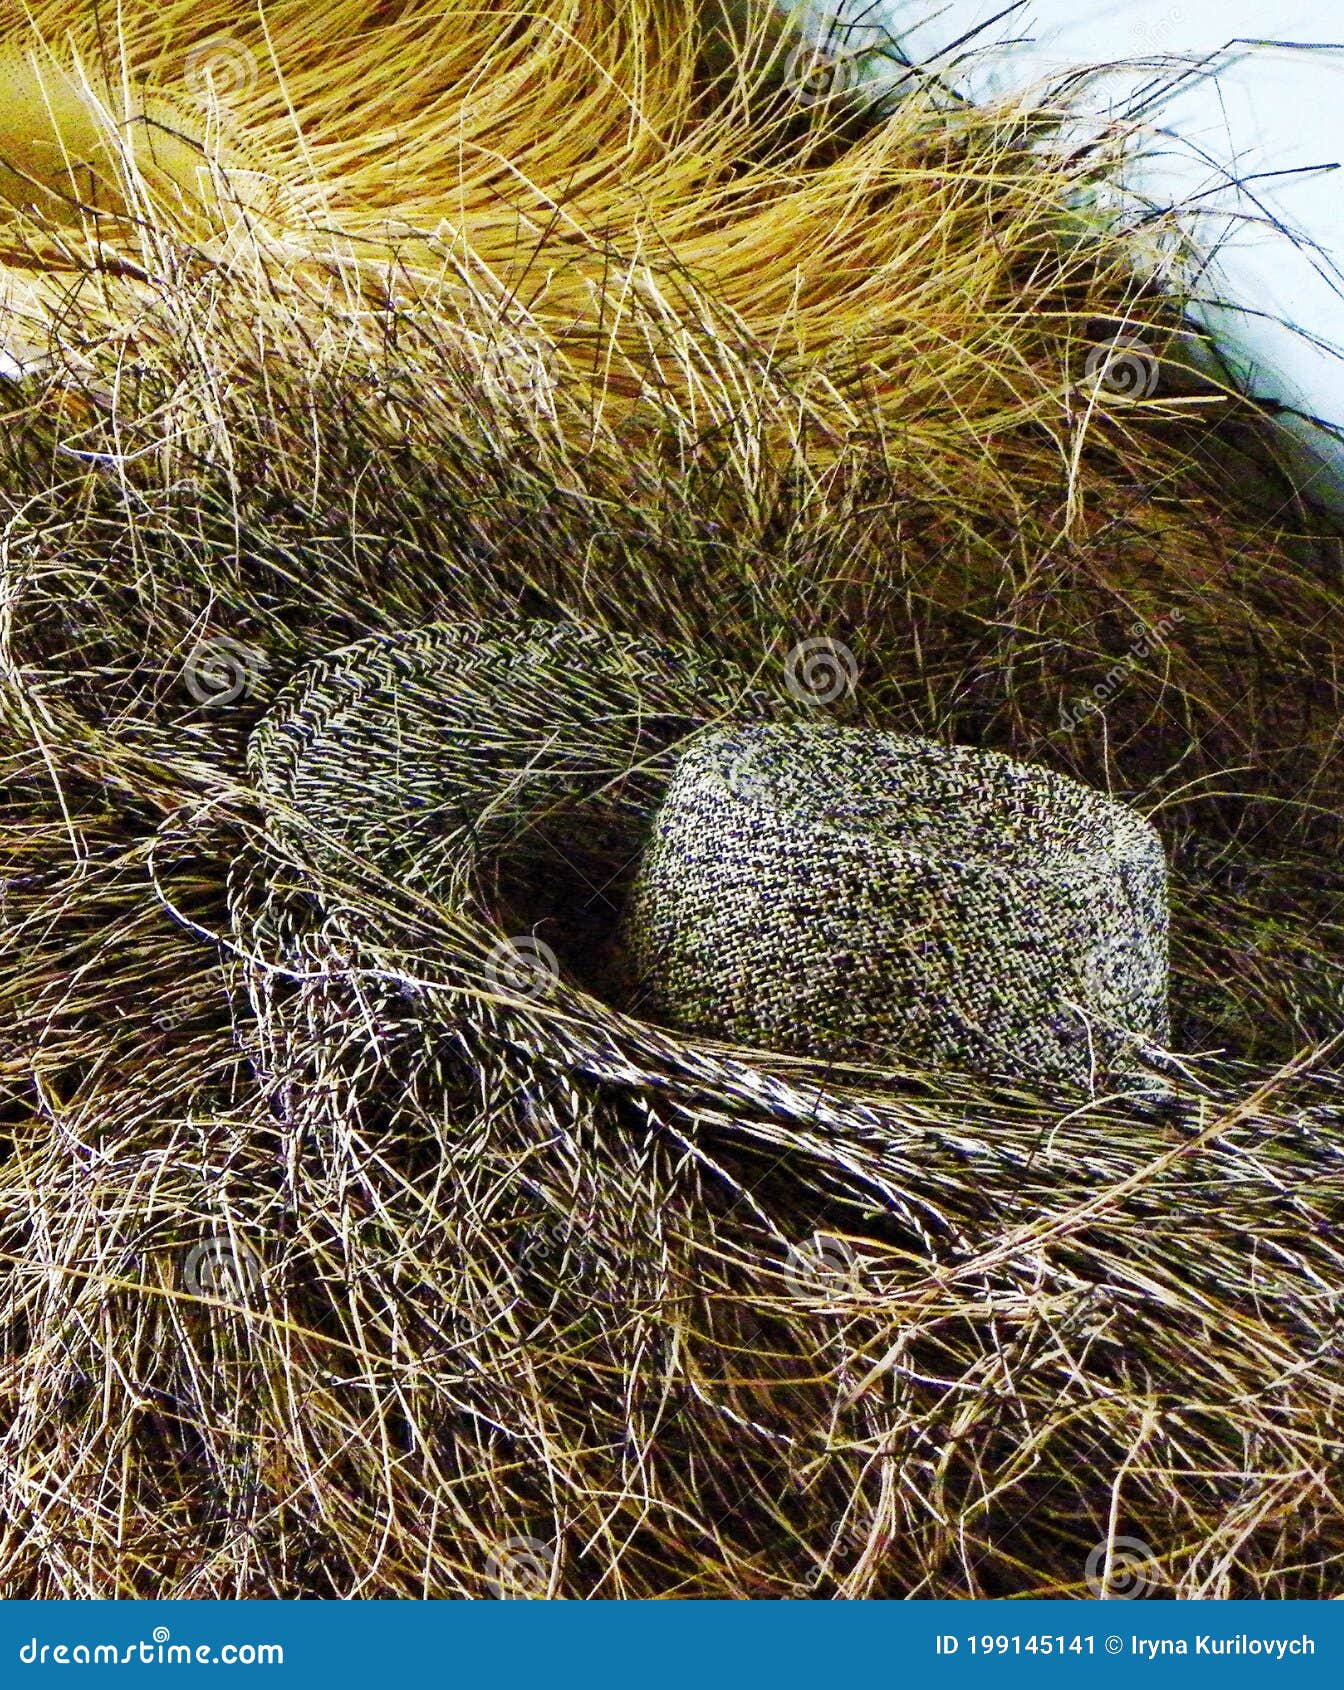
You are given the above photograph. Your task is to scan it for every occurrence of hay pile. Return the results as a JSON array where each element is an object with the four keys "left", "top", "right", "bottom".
[{"left": 1, "top": 0, "right": 1343, "bottom": 1598}]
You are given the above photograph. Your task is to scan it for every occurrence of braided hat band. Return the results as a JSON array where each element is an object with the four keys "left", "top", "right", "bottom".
[
  {"left": 616, "top": 723, "right": 1169, "bottom": 1085},
  {"left": 247, "top": 617, "right": 768, "bottom": 877},
  {"left": 242, "top": 619, "right": 777, "bottom": 994}
]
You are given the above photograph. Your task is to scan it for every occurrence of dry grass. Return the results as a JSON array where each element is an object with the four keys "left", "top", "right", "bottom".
[{"left": 0, "top": 0, "right": 1342, "bottom": 1597}]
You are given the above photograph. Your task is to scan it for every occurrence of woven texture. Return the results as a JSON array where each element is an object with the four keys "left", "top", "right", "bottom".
[
  {"left": 242, "top": 618, "right": 1170, "bottom": 1097},
  {"left": 616, "top": 723, "right": 1169, "bottom": 1083},
  {"left": 241, "top": 618, "right": 775, "bottom": 1007}
]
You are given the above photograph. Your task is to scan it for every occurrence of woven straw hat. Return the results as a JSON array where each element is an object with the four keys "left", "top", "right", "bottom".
[
  {"left": 615, "top": 722, "right": 1169, "bottom": 1084},
  {"left": 241, "top": 618, "right": 1169, "bottom": 1098}
]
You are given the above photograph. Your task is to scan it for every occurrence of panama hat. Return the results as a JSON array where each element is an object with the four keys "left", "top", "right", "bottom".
[{"left": 241, "top": 619, "right": 1169, "bottom": 1099}]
